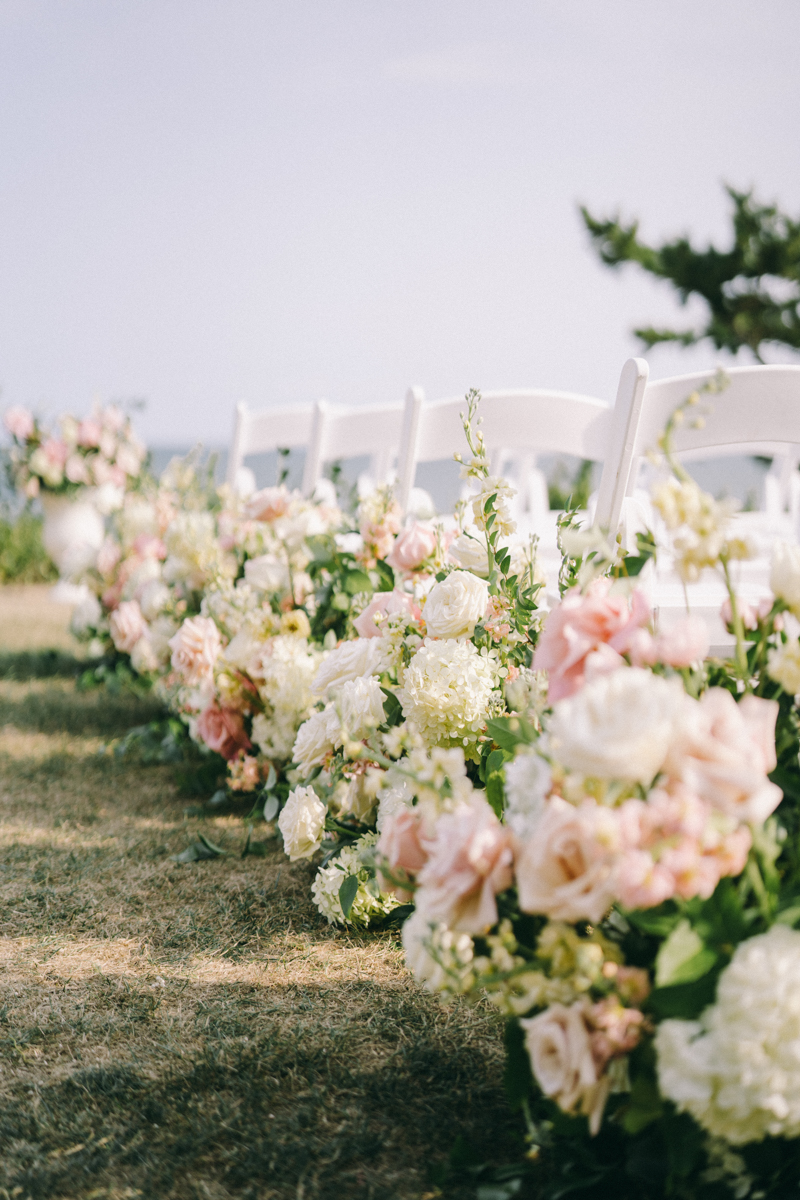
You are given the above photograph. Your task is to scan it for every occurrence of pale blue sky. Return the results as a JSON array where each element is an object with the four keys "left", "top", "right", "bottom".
[{"left": 1, "top": 0, "right": 799, "bottom": 447}]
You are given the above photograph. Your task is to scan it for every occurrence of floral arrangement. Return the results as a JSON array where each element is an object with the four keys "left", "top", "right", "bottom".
[
  {"left": 367, "top": 389, "right": 800, "bottom": 1199},
  {"left": 3, "top": 402, "right": 147, "bottom": 506}
]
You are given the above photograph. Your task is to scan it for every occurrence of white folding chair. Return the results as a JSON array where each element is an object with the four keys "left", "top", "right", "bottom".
[
  {"left": 301, "top": 399, "right": 404, "bottom": 496},
  {"left": 595, "top": 360, "right": 800, "bottom": 649},
  {"left": 226, "top": 402, "right": 315, "bottom": 493}
]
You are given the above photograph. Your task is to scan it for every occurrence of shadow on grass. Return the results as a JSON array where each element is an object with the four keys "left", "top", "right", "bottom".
[
  {"left": 0, "top": 683, "right": 164, "bottom": 738},
  {"left": 0, "top": 979, "right": 521, "bottom": 1200},
  {"left": 0, "top": 648, "right": 92, "bottom": 680}
]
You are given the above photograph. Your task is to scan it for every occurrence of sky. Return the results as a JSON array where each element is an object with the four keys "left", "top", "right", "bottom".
[{"left": 1, "top": 0, "right": 799, "bottom": 449}]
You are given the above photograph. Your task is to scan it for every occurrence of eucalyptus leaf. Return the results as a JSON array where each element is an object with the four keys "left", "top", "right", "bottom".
[{"left": 263, "top": 793, "right": 280, "bottom": 822}]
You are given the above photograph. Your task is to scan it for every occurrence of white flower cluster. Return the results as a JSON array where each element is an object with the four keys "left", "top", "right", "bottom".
[
  {"left": 311, "top": 832, "right": 398, "bottom": 928},
  {"left": 401, "top": 906, "right": 476, "bottom": 995},
  {"left": 252, "top": 635, "right": 323, "bottom": 761},
  {"left": 278, "top": 786, "right": 327, "bottom": 861},
  {"left": 396, "top": 637, "right": 499, "bottom": 749},
  {"left": 656, "top": 926, "right": 800, "bottom": 1144}
]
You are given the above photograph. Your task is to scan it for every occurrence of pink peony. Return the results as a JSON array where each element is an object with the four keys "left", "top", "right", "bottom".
[
  {"left": 387, "top": 523, "right": 437, "bottom": 573},
  {"left": 353, "top": 590, "right": 422, "bottom": 638},
  {"left": 665, "top": 688, "right": 781, "bottom": 825},
  {"left": 629, "top": 615, "right": 709, "bottom": 669},
  {"left": 196, "top": 703, "right": 252, "bottom": 760},
  {"left": 109, "top": 599, "right": 147, "bottom": 653},
  {"left": 376, "top": 807, "right": 432, "bottom": 900},
  {"left": 168, "top": 616, "right": 222, "bottom": 686},
  {"left": 77, "top": 418, "right": 102, "bottom": 448},
  {"left": 415, "top": 797, "right": 513, "bottom": 933},
  {"left": 245, "top": 486, "right": 291, "bottom": 522},
  {"left": 533, "top": 579, "right": 651, "bottom": 702},
  {"left": 515, "top": 797, "right": 621, "bottom": 924},
  {"left": 4, "top": 406, "right": 34, "bottom": 440}
]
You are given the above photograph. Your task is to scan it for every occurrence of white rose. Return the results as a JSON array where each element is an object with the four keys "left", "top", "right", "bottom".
[
  {"left": 312, "top": 638, "right": 385, "bottom": 698},
  {"left": 448, "top": 533, "right": 490, "bottom": 577},
  {"left": 423, "top": 570, "right": 489, "bottom": 638},
  {"left": 244, "top": 554, "right": 291, "bottom": 593},
  {"left": 278, "top": 785, "right": 327, "bottom": 860},
  {"left": 548, "top": 667, "right": 686, "bottom": 783},
  {"left": 771, "top": 540, "right": 800, "bottom": 614},
  {"left": 131, "top": 635, "right": 159, "bottom": 674},
  {"left": 520, "top": 1001, "right": 608, "bottom": 1135},
  {"left": 138, "top": 578, "right": 170, "bottom": 621},
  {"left": 292, "top": 707, "right": 340, "bottom": 773},
  {"left": 335, "top": 675, "right": 386, "bottom": 742},
  {"left": 503, "top": 747, "right": 552, "bottom": 839}
]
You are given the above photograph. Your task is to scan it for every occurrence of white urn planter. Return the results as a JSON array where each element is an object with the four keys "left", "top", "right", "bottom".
[{"left": 41, "top": 492, "right": 105, "bottom": 603}]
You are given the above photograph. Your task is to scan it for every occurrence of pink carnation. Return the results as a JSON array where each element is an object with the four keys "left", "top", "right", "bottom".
[
  {"left": 415, "top": 797, "right": 513, "bottom": 933},
  {"left": 353, "top": 590, "right": 422, "bottom": 638},
  {"left": 533, "top": 579, "right": 651, "bottom": 702},
  {"left": 387, "top": 523, "right": 437, "bottom": 573},
  {"left": 196, "top": 703, "right": 252, "bottom": 760},
  {"left": 4, "top": 406, "right": 34, "bottom": 440},
  {"left": 109, "top": 599, "right": 147, "bottom": 653},
  {"left": 168, "top": 616, "right": 222, "bottom": 686}
]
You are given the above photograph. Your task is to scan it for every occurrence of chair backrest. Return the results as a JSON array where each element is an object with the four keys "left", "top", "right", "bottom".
[
  {"left": 226, "top": 401, "right": 315, "bottom": 486},
  {"left": 301, "top": 399, "right": 405, "bottom": 496},
  {"left": 396, "top": 385, "right": 614, "bottom": 514},
  {"left": 595, "top": 362, "right": 800, "bottom": 532}
]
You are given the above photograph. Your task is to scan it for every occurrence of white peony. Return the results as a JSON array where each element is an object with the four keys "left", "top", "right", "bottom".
[
  {"left": 278, "top": 786, "right": 327, "bottom": 860},
  {"left": 401, "top": 906, "right": 475, "bottom": 994},
  {"left": 292, "top": 707, "right": 340, "bottom": 773},
  {"left": 423, "top": 570, "right": 489, "bottom": 639},
  {"left": 656, "top": 925, "right": 800, "bottom": 1144},
  {"left": 311, "top": 637, "right": 385, "bottom": 698},
  {"left": 396, "top": 637, "right": 498, "bottom": 748},
  {"left": 138, "top": 578, "right": 170, "bottom": 621},
  {"left": 548, "top": 668, "right": 686, "bottom": 784},
  {"left": 771, "top": 540, "right": 800, "bottom": 615},
  {"left": 335, "top": 675, "right": 387, "bottom": 742},
  {"left": 244, "top": 554, "right": 291, "bottom": 594},
  {"left": 503, "top": 748, "right": 553, "bottom": 839}
]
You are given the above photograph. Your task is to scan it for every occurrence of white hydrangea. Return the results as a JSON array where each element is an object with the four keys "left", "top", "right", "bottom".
[
  {"left": 656, "top": 925, "right": 800, "bottom": 1144},
  {"left": 395, "top": 637, "right": 498, "bottom": 748},
  {"left": 201, "top": 580, "right": 262, "bottom": 638},
  {"left": 402, "top": 906, "right": 475, "bottom": 995},
  {"left": 252, "top": 636, "right": 323, "bottom": 761},
  {"left": 311, "top": 832, "right": 398, "bottom": 928},
  {"left": 334, "top": 675, "right": 387, "bottom": 743},
  {"left": 503, "top": 747, "right": 552, "bottom": 839},
  {"left": 278, "top": 786, "right": 327, "bottom": 861}
]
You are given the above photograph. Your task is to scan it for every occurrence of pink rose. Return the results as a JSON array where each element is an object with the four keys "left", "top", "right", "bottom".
[
  {"left": 515, "top": 797, "right": 620, "bottom": 924},
  {"left": 387, "top": 523, "right": 437, "bottom": 573},
  {"left": 415, "top": 797, "right": 513, "bottom": 933},
  {"left": 720, "top": 596, "right": 773, "bottom": 632},
  {"left": 4, "top": 406, "right": 34, "bottom": 440},
  {"left": 353, "top": 590, "right": 422, "bottom": 638},
  {"left": 629, "top": 615, "right": 709, "bottom": 669},
  {"left": 65, "top": 453, "right": 90, "bottom": 484},
  {"left": 43, "top": 438, "right": 69, "bottom": 466},
  {"left": 376, "top": 807, "right": 431, "bottom": 900},
  {"left": 520, "top": 1001, "right": 610, "bottom": 1136},
  {"left": 96, "top": 537, "right": 121, "bottom": 578},
  {"left": 168, "top": 616, "right": 222, "bottom": 686},
  {"left": 533, "top": 579, "right": 651, "bottom": 702},
  {"left": 196, "top": 703, "right": 252, "bottom": 760},
  {"left": 245, "top": 486, "right": 291, "bottom": 522},
  {"left": 109, "top": 599, "right": 147, "bottom": 653},
  {"left": 665, "top": 688, "right": 781, "bottom": 825},
  {"left": 77, "top": 418, "right": 102, "bottom": 448}
]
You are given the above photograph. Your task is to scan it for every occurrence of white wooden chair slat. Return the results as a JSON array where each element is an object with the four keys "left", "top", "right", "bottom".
[{"left": 226, "top": 401, "right": 315, "bottom": 486}]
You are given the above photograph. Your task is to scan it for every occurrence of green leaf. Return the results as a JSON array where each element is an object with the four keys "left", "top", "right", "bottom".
[
  {"left": 486, "top": 748, "right": 508, "bottom": 775},
  {"left": 380, "top": 687, "right": 403, "bottom": 727},
  {"left": 485, "top": 771, "right": 505, "bottom": 817},
  {"left": 171, "top": 833, "right": 225, "bottom": 864},
  {"left": 343, "top": 569, "right": 373, "bottom": 595},
  {"left": 338, "top": 874, "right": 360, "bottom": 920},
  {"left": 655, "top": 919, "right": 716, "bottom": 987},
  {"left": 622, "top": 1074, "right": 664, "bottom": 1134},
  {"left": 648, "top": 969, "right": 721, "bottom": 1019},
  {"left": 486, "top": 716, "right": 537, "bottom": 752},
  {"left": 263, "top": 793, "right": 280, "bottom": 821},
  {"left": 375, "top": 559, "right": 395, "bottom": 591},
  {"left": 502, "top": 1019, "right": 534, "bottom": 1109}
]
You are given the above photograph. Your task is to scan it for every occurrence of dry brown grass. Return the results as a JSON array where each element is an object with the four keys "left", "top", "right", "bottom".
[{"left": 0, "top": 587, "right": 519, "bottom": 1200}]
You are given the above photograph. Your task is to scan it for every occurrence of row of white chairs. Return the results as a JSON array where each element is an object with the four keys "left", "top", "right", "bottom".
[{"left": 228, "top": 359, "right": 800, "bottom": 534}]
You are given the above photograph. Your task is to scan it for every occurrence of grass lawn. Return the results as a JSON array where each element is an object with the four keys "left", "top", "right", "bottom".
[{"left": 0, "top": 587, "right": 520, "bottom": 1200}]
